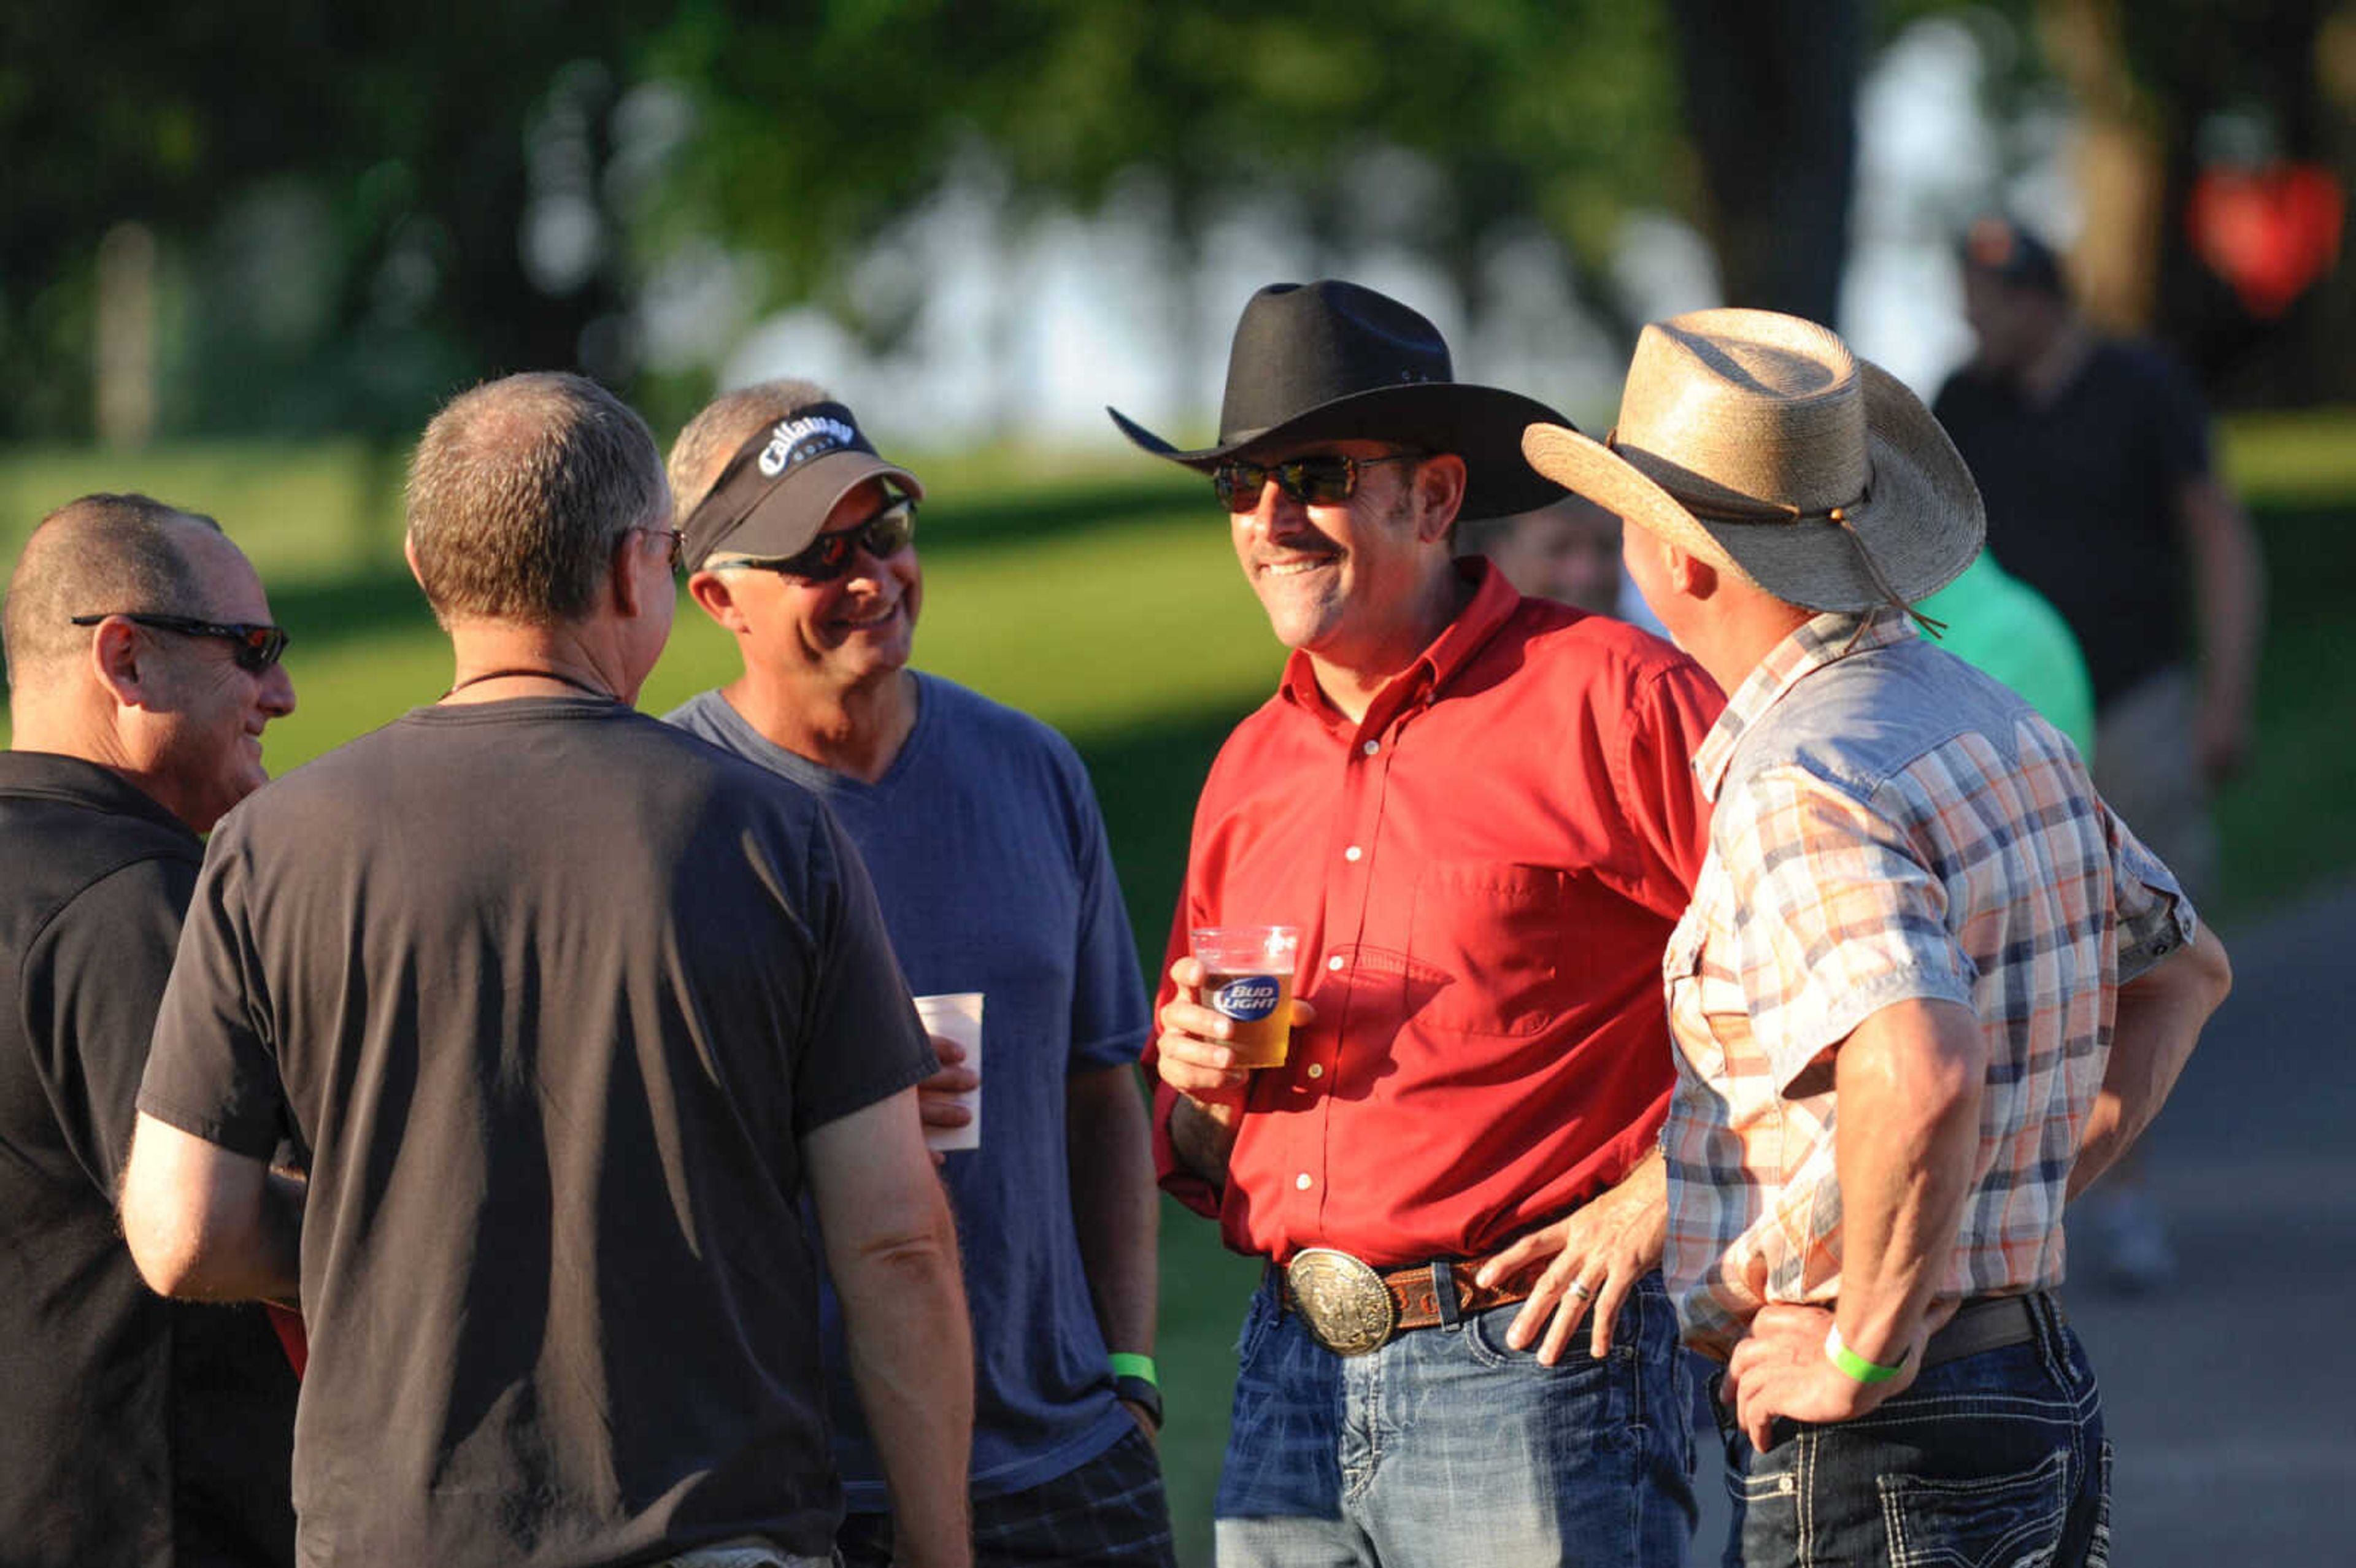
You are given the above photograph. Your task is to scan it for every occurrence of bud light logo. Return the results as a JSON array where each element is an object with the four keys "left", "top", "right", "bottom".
[{"left": 1213, "top": 977, "right": 1282, "bottom": 1021}]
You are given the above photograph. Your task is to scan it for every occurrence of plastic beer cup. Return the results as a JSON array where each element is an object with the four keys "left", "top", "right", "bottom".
[
  {"left": 913, "top": 992, "right": 984, "bottom": 1151},
  {"left": 1189, "top": 925, "right": 1301, "bottom": 1069}
]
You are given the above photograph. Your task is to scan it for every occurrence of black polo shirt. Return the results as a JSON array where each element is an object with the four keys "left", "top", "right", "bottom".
[
  {"left": 0, "top": 751, "right": 297, "bottom": 1567},
  {"left": 1933, "top": 337, "right": 2213, "bottom": 705}
]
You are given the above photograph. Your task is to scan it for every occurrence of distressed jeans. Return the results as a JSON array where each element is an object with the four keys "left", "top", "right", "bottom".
[
  {"left": 1215, "top": 1270, "right": 1697, "bottom": 1567},
  {"left": 1714, "top": 1294, "right": 2110, "bottom": 1567}
]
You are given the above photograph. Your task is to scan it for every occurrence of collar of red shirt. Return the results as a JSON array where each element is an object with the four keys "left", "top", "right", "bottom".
[
  {"left": 1274, "top": 558, "right": 1520, "bottom": 736},
  {"left": 1692, "top": 607, "right": 1919, "bottom": 799}
]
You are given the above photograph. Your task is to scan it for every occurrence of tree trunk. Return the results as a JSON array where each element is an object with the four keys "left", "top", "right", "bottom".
[{"left": 1666, "top": 0, "right": 1862, "bottom": 327}]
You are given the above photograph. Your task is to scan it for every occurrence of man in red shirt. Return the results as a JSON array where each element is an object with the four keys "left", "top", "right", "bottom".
[{"left": 1112, "top": 280, "right": 1723, "bottom": 1567}]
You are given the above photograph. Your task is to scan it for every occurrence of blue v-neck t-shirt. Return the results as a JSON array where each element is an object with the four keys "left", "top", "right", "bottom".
[{"left": 668, "top": 674, "right": 1150, "bottom": 1503}]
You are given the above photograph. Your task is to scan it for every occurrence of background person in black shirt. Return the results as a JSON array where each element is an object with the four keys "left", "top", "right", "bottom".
[
  {"left": 1933, "top": 217, "right": 2267, "bottom": 1293},
  {"left": 116, "top": 374, "right": 974, "bottom": 1568},
  {"left": 0, "top": 493, "right": 299, "bottom": 1567}
]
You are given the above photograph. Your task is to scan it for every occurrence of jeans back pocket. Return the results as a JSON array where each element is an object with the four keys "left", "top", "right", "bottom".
[{"left": 1877, "top": 1445, "right": 2073, "bottom": 1568}]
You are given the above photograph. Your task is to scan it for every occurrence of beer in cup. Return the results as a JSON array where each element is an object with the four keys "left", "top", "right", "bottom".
[{"left": 1189, "top": 925, "right": 1301, "bottom": 1069}]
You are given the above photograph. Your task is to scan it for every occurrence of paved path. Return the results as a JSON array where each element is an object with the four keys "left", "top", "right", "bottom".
[
  {"left": 1691, "top": 880, "right": 2356, "bottom": 1562},
  {"left": 2065, "top": 880, "right": 2356, "bottom": 1560}
]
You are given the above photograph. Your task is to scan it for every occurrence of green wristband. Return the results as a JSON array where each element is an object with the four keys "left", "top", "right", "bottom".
[
  {"left": 1107, "top": 1353, "right": 1159, "bottom": 1388},
  {"left": 1824, "top": 1324, "right": 1908, "bottom": 1384}
]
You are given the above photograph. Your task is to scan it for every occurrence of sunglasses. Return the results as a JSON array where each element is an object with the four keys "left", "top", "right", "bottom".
[
  {"left": 725, "top": 498, "right": 917, "bottom": 582},
  {"left": 1211, "top": 452, "right": 1422, "bottom": 512},
  {"left": 70, "top": 612, "right": 291, "bottom": 673}
]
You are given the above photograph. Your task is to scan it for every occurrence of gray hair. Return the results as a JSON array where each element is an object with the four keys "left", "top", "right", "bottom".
[
  {"left": 666, "top": 378, "right": 835, "bottom": 521},
  {"left": 406, "top": 372, "right": 666, "bottom": 626},
  {"left": 2, "top": 494, "right": 223, "bottom": 688}
]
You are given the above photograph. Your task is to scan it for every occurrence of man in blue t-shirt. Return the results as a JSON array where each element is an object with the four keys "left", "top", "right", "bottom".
[{"left": 663, "top": 383, "right": 1172, "bottom": 1566}]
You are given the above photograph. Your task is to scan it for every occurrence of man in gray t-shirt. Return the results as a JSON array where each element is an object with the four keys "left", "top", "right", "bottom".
[
  {"left": 120, "top": 373, "right": 974, "bottom": 1568},
  {"left": 664, "top": 382, "right": 1171, "bottom": 1566}
]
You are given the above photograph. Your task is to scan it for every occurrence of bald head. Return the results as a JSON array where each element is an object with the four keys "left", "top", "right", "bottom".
[
  {"left": 666, "top": 378, "right": 835, "bottom": 520},
  {"left": 406, "top": 372, "right": 667, "bottom": 628},
  {"left": 4, "top": 494, "right": 225, "bottom": 696}
]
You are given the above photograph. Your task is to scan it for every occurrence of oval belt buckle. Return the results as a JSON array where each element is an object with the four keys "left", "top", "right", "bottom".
[{"left": 1285, "top": 1247, "right": 1398, "bottom": 1356}]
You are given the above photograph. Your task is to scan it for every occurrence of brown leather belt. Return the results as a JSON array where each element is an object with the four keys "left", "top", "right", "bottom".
[
  {"left": 1917, "top": 1291, "right": 2060, "bottom": 1370},
  {"left": 1279, "top": 1247, "right": 1534, "bottom": 1356}
]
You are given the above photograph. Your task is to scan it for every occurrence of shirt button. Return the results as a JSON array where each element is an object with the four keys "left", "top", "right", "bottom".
[
  {"left": 1344, "top": 845, "right": 1363, "bottom": 862},
  {"left": 1306, "top": 1063, "right": 1325, "bottom": 1079},
  {"left": 1295, "top": 1172, "right": 1314, "bottom": 1190},
  {"left": 1326, "top": 955, "right": 1345, "bottom": 972},
  {"left": 1361, "top": 740, "right": 1381, "bottom": 757}
]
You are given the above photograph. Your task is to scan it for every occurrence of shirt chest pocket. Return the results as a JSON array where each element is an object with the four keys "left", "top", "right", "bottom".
[
  {"left": 1404, "top": 861, "right": 1579, "bottom": 1037},
  {"left": 1663, "top": 919, "right": 1755, "bottom": 1083}
]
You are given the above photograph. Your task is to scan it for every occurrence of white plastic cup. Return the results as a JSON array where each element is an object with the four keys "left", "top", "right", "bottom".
[{"left": 914, "top": 992, "right": 984, "bottom": 1152}]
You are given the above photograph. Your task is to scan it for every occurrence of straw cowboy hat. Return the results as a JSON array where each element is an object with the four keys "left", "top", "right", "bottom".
[
  {"left": 1523, "top": 308, "right": 1984, "bottom": 612},
  {"left": 1109, "top": 279, "right": 1569, "bottom": 520}
]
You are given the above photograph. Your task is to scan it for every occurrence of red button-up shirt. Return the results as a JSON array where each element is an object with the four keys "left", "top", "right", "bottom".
[{"left": 1153, "top": 562, "right": 1723, "bottom": 1267}]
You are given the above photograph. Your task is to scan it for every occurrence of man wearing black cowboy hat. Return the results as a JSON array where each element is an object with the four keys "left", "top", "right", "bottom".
[
  {"left": 1526, "top": 307, "right": 2233, "bottom": 1566},
  {"left": 1120, "top": 279, "right": 1723, "bottom": 1566}
]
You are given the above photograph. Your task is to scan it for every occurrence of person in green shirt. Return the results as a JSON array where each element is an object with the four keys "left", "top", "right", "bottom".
[{"left": 1916, "top": 550, "right": 2096, "bottom": 762}]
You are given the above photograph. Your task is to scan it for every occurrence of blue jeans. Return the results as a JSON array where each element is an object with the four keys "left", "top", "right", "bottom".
[
  {"left": 1215, "top": 1270, "right": 1697, "bottom": 1566},
  {"left": 1714, "top": 1294, "right": 2110, "bottom": 1567}
]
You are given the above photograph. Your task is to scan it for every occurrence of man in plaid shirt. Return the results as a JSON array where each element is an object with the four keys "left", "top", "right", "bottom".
[{"left": 1525, "top": 308, "right": 2234, "bottom": 1567}]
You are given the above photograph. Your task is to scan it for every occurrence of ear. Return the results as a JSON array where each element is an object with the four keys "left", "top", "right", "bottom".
[
  {"left": 87, "top": 617, "right": 155, "bottom": 710},
  {"left": 608, "top": 530, "right": 649, "bottom": 620},
  {"left": 685, "top": 569, "right": 749, "bottom": 633},
  {"left": 1666, "top": 542, "right": 1719, "bottom": 600},
  {"left": 402, "top": 531, "right": 424, "bottom": 589},
  {"left": 1411, "top": 453, "right": 1469, "bottom": 543}
]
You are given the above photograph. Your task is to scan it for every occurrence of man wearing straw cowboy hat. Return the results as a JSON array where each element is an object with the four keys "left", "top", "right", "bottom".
[
  {"left": 1523, "top": 308, "right": 2235, "bottom": 1564},
  {"left": 1118, "top": 279, "right": 1723, "bottom": 1566}
]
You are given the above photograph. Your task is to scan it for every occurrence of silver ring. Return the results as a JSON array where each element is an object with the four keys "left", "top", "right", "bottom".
[{"left": 1567, "top": 1280, "right": 1595, "bottom": 1300}]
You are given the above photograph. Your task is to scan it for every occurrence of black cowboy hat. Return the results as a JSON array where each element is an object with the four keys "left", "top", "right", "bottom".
[{"left": 1107, "top": 279, "right": 1571, "bottom": 520}]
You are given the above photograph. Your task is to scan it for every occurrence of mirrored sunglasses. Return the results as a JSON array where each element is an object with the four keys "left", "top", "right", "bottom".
[
  {"left": 726, "top": 498, "right": 917, "bottom": 582},
  {"left": 70, "top": 612, "right": 291, "bottom": 673},
  {"left": 1210, "top": 452, "right": 1422, "bottom": 512}
]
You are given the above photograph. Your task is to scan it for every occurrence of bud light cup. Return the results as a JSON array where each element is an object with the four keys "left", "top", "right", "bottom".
[{"left": 1190, "top": 924, "right": 1301, "bottom": 1069}]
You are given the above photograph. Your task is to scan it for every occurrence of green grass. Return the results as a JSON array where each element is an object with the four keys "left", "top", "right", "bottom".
[{"left": 7, "top": 421, "right": 2356, "bottom": 1563}]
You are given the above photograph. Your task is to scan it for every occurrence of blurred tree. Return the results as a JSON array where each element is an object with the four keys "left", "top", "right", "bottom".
[
  {"left": 637, "top": 0, "right": 1692, "bottom": 371},
  {"left": 3, "top": 0, "right": 1902, "bottom": 441},
  {"left": 0, "top": 0, "right": 663, "bottom": 441}
]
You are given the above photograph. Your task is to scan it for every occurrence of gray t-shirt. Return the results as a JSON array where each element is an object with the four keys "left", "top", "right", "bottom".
[
  {"left": 139, "top": 697, "right": 935, "bottom": 1567},
  {"left": 668, "top": 677, "right": 1150, "bottom": 1503}
]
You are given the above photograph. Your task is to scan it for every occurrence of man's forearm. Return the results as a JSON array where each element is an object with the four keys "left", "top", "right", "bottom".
[
  {"left": 1068, "top": 1066, "right": 1160, "bottom": 1360},
  {"left": 832, "top": 1189, "right": 974, "bottom": 1568},
  {"left": 2071, "top": 926, "right": 2230, "bottom": 1198},
  {"left": 1830, "top": 999, "right": 1988, "bottom": 1364},
  {"left": 1167, "top": 1094, "right": 1236, "bottom": 1187}
]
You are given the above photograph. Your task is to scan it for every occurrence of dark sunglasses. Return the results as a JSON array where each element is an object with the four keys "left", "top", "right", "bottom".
[
  {"left": 725, "top": 499, "right": 917, "bottom": 582},
  {"left": 70, "top": 612, "right": 291, "bottom": 672},
  {"left": 1211, "top": 452, "right": 1422, "bottom": 512}
]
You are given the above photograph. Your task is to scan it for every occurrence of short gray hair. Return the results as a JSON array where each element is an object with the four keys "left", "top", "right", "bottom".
[
  {"left": 406, "top": 372, "right": 666, "bottom": 626},
  {"left": 2, "top": 494, "right": 222, "bottom": 688},
  {"left": 666, "top": 378, "right": 835, "bottom": 521}
]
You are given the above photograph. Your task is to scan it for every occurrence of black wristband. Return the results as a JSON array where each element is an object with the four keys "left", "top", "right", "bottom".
[{"left": 1113, "top": 1374, "right": 1164, "bottom": 1430}]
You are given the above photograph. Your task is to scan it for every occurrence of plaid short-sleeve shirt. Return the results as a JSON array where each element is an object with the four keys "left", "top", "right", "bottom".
[{"left": 1661, "top": 610, "right": 2193, "bottom": 1356}]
